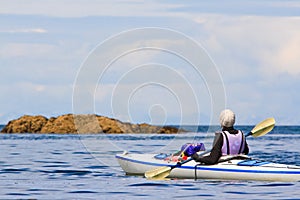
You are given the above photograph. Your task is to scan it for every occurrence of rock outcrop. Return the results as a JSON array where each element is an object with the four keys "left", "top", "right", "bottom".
[{"left": 1, "top": 114, "right": 184, "bottom": 134}]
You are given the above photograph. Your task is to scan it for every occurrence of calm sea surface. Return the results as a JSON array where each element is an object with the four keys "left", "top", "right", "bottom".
[{"left": 0, "top": 125, "right": 299, "bottom": 199}]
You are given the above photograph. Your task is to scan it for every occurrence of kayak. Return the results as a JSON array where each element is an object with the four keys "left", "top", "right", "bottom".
[{"left": 116, "top": 151, "right": 300, "bottom": 182}]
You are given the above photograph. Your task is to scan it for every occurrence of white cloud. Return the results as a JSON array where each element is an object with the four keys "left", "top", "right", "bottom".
[
  {"left": 188, "top": 15, "right": 300, "bottom": 78},
  {"left": 267, "top": 36, "right": 300, "bottom": 76},
  {"left": 178, "top": 14, "right": 300, "bottom": 124},
  {"left": 0, "top": 28, "right": 47, "bottom": 34},
  {"left": 271, "top": 1, "right": 300, "bottom": 8},
  {"left": 0, "top": 43, "right": 56, "bottom": 58},
  {"left": 2, "top": 0, "right": 299, "bottom": 18},
  {"left": 94, "top": 82, "right": 204, "bottom": 124},
  {"left": 0, "top": 81, "right": 73, "bottom": 114},
  {"left": 0, "top": 0, "right": 183, "bottom": 17}
]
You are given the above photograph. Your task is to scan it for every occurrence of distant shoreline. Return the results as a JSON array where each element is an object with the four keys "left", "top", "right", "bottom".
[
  {"left": 1, "top": 117, "right": 300, "bottom": 135},
  {"left": 0, "top": 114, "right": 185, "bottom": 134}
]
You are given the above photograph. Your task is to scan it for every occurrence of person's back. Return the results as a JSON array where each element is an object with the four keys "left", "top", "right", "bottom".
[{"left": 187, "top": 109, "right": 249, "bottom": 165}]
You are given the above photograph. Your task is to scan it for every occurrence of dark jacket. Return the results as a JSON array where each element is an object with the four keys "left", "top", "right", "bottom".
[{"left": 192, "top": 127, "right": 249, "bottom": 165}]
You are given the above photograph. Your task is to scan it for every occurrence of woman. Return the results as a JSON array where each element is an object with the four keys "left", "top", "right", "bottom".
[{"left": 187, "top": 109, "right": 249, "bottom": 165}]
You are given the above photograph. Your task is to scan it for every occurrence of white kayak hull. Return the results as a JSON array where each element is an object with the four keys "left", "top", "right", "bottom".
[{"left": 116, "top": 152, "right": 300, "bottom": 182}]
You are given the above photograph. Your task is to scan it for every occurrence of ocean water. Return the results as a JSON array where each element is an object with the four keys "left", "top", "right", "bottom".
[{"left": 0, "top": 125, "right": 299, "bottom": 199}]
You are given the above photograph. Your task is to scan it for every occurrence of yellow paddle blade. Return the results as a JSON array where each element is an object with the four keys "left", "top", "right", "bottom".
[
  {"left": 251, "top": 117, "right": 275, "bottom": 137},
  {"left": 144, "top": 166, "right": 171, "bottom": 179}
]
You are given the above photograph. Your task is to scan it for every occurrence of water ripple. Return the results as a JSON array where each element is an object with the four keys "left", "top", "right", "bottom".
[
  {"left": 1, "top": 168, "right": 30, "bottom": 174},
  {"left": 5, "top": 193, "right": 30, "bottom": 196},
  {"left": 39, "top": 169, "right": 93, "bottom": 176},
  {"left": 128, "top": 182, "right": 170, "bottom": 187},
  {"left": 69, "top": 190, "right": 98, "bottom": 194},
  {"left": 253, "top": 183, "right": 295, "bottom": 187}
]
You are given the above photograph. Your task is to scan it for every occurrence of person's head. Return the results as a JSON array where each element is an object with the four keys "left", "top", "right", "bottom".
[{"left": 219, "top": 109, "right": 235, "bottom": 128}]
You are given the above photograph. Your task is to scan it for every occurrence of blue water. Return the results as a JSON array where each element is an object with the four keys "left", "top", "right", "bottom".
[{"left": 0, "top": 126, "right": 299, "bottom": 199}]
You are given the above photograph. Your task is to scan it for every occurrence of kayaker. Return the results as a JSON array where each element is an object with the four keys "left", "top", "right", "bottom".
[{"left": 185, "top": 109, "right": 249, "bottom": 165}]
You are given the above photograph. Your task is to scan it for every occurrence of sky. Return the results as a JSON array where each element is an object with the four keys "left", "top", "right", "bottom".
[{"left": 1, "top": 0, "right": 300, "bottom": 125}]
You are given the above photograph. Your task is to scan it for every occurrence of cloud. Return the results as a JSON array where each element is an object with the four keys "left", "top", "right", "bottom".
[
  {"left": 0, "top": 82, "right": 73, "bottom": 120},
  {"left": 267, "top": 36, "right": 300, "bottom": 76},
  {"left": 0, "top": 43, "right": 55, "bottom": 58},
  {"left": 271, "top": 1, "right": 300, "bottom": 8},
  {"left": 178, "top": 14, "right": 300, "bottom": 124},
  {"left": 2, "top": 0, "right": 300, "bottom": 18},
  {"left": 0, "top": 28, "right": 47, "bottom": 34},
  {"left": 93, "top": 82, "right": 204, "bottom": 124},
  {"left": 0, "top": 0, "right": 183, "bottom": 17},
  {"left": 188, "top": 15, "right": 300, "bottom": 79}
]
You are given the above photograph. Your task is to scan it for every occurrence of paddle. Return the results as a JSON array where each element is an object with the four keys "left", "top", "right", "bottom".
[{"left": 144, "top": 117, "right": 275, "bottom": 179}]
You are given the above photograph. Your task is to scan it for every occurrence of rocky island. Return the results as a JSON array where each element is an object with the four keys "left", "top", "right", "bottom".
[{"left": 0, "top": 114, "right": 183, "bottom": 134}]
